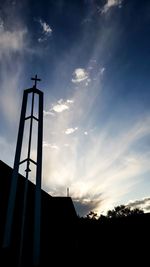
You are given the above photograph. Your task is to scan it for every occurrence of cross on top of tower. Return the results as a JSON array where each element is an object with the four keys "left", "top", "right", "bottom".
[{"left": 31, "top": 74, "right": 41, "bottom": 89}]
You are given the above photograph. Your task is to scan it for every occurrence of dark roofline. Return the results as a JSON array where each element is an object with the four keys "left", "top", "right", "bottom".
[{"left": 0, "top": 160, "right": 77, "bottom": 217}]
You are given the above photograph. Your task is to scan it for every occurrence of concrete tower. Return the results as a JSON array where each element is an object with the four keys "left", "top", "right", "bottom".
[{"left": 3, "top": 75, "right": 43, "bottom": 266}]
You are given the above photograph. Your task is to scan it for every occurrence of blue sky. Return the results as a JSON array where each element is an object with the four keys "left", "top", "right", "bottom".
[{"left": 0, "top": 0, "right": 150, "bottom": 216}]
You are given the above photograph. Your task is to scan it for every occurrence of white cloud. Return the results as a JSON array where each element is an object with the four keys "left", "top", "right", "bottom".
[
  {"left": 72, "top": 68, "right": 89, "bottom": 83},
  {"left": 44, "top": 99, "right": 74, "bottom": 115},
  {"left": 102, "top": 0, "right": 123, "bottom": 14},
  {"left": 67, "top": 99, "right": 74, "bottom": 103},
  {"left": 43, "top": 141, "right": 59, "bottom": 150},
  {"left": 38, "top": 19, "right": 52, "bottom": 42},
  {"left": 52, "top": 103, "right": 69, "bottom": 113},
  {"left": 65, "top": 127, "right": 78, "bottom": 135},
  {"left": 43, "top": 110, "right": 55, "bottom": 116},
  {"left": 40, "top": 20, "right": 52, "bottom": 34}
]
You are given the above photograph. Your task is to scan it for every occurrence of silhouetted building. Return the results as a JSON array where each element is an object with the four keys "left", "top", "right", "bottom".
[{"left": 0, "top": 160, "right": 77, "bottom": 266}]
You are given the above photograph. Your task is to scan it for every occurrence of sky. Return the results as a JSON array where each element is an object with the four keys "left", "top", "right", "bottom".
[{"left": 0, "top": 0, "right": 150, "bottom": 216}]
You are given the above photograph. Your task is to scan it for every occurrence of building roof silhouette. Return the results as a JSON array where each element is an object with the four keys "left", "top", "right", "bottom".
[{"left": 0, "top": 160, "right": 77, "bottom": 266}]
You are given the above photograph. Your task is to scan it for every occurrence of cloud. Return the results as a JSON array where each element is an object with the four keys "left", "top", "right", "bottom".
[
  {"left": 127, "top": 197, "right": 150, "bottom": 212},
  {"left": 52, "top": 103, "right": 69, "bottom": 113},
  {"left": 40, "top": 20, "right": 52, "bottom": 34},
  {"left": 43, "top": 110, "right": 55, "bottom": 116},
  {"left": 43, "top": 141, "right": 59, "bottom": 150},
  {"left": 0, "top": 17, "right": 28, "bottom": 124},
  {"left": 65, "top": 127, "right": 78, "bottom": 135},
  {"left": 72, "top": 68, "right": 89, "bottom": 83},
  {"left": 101, "top": 0, "right": 123, "bottom": 14},
  {"left": 100, "top": 67, "right": 106, "bottom": 75},
  {"left": 38, "top": 19, "right": 52, "bottom": 42},
  {"left": 73, "top": 197, "right": 102, "bottom": 217},
  {"left": 67, "top": 99, "right": 74, "bottom": 103},
  {"left": 64, "top": 143, "right": 70, "bottom": 147},
  {"left": 0, "top": 18, "right": 27, "bottom": 57},
  {"left": 44, "top": 99, "right": 74, "bottom": 115}
]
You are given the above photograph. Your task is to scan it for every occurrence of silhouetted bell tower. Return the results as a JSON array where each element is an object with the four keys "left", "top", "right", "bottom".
[{"left": 3, "top": 75, "right": 43, "bottom": 266}]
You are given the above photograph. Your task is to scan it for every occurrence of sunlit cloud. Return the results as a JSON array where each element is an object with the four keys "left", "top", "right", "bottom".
[
  {"left": 53, "top": 103, "right": 69, "bottom": 113},
  {"left": 101, "top": 0, "right": 123, "bottom": 14},
  {"left": 44, "top": 99, "right": 74, "bottom": 115},
  {"left": 67, "top": 99, "right": 74, "bottom": 103},
  {"left": 127, "top": 197, "right": 150, "bottom": 213},
  {"left": 43, "top": 110, "right": 55, "bottom": 116},
  {"left": 43, "top": 141, "right": 59, "bottom": 150},
  {"left": 65, "top": 127, "right": 78, "bottom": 135},
  {"left": 72, "top": 68, "right": 89, "bottom": 83}
]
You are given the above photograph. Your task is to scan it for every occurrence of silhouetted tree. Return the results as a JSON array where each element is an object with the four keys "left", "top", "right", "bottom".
[
  {"left": 98, "top": 214, "right": 107, "bottom": 222},
  {"left": 86, "top": 211, "right": 98, "bottom": 220},
  {"left": 106, "top": 205, "right": 144, "bottom": 218}
]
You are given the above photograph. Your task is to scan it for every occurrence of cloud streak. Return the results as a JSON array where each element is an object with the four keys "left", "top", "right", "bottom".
[
  {"left": 38, "top": 19, "right": 52, "bottom": 42},
  {"left": 101, "top": 0, "right": 123, "bottom": 14},
  {"left": 0, "top": 16, "right": 28, "bottom": 124},
  {"left": 0, "top": 20, "right": 27, "bottom": 55}
]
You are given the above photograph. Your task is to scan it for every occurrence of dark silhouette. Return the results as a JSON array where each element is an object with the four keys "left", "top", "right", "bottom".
[
  {"left": 86, "top": 211, "right": 98, "bottom": 220},
  {"left": 0, "top": 160, "right": 77, "bottom": 267},
  {"left": 106, "top": 204, "right": 144, "bottom": 218},
  {"left": 1, "top": 159, "right": 150, "bottom": 266}
]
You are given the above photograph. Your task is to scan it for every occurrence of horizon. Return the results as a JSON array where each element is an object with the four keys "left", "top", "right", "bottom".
[{"left": 0, "top": 0, "right": 150, "bottom": 216}]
